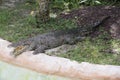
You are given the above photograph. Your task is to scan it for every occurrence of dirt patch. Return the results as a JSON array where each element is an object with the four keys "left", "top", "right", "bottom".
[{"left": 60, "top": 6, "right": 120, "bottom": 39}]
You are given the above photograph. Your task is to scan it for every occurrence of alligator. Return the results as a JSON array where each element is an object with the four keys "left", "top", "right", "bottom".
[
  {"left": 9, "top": 28, "right": 84, "bottom": 57},
  {"left": 9, "top": 16, "right": 110, "bottom": 57}
]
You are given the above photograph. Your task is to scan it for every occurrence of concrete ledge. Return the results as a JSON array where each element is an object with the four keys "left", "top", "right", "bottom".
[{"left": 0, "top": 38, "right": 120, "bottom": 80}]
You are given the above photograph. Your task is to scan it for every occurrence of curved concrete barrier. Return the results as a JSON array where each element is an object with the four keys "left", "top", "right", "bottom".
[{"left": 0, "top": 38, "right": 120, "bottom": 80}]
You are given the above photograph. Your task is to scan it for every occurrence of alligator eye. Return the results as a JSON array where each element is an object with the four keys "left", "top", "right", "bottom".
[
  {"left": 47, "top": 45, "right": 51, "bottom": 48},
  {"left": 16, "top": 46, "right": 24, "bottom": 50}
]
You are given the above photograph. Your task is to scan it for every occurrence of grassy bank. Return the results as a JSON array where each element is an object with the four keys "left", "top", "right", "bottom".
[{"left": 0, "top": 2, "right": 120, "bottom": 65}]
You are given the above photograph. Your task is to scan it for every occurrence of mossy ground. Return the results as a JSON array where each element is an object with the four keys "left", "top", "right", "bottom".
[{"left": 0, "top": 2, "right": 120, "bottom": 65}]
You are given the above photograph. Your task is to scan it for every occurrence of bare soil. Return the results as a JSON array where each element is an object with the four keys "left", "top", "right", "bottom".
[{"left": 60, "top": 6, "right": 120, "bottom": 39}]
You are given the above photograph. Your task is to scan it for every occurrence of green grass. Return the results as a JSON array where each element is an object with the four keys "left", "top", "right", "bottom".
[
  {"left": 0, "top": 1, "right": 120, "bottom": 65},
  {"left": 59, "top": 28, "right": 120, "bottom": 65},
  {"left": 0, "top": 3, "right": 77, "bottom": 42},
  {"left": 59, "top": 37, "right": 120, "bottom": 65}
]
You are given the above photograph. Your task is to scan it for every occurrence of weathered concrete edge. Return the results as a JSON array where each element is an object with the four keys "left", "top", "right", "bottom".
[{"left": 0, "top": 38, "right": 120, "bottom": 80}]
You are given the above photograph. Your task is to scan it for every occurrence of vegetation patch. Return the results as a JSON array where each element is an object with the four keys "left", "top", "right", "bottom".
[
  {"left": 0, "top": 1, "right": 120, "bottom": 65},
  {"left": 59, "top": 28, "right": 120, "bottom": 65}
]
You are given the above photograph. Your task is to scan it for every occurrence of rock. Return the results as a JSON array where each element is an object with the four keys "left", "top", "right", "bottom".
[{"left": 45, "top": 44, "right": 77, "bottom": 56}]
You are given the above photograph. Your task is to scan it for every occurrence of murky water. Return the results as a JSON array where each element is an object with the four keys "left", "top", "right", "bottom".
[{"left": 0, "top": 61, "right": 70, "bottom": 80}]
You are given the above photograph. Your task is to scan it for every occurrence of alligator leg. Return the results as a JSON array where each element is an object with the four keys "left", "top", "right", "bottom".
[
  {"left": 65, "top": 36, "right": 85, "bottom": 45},
  {"left": 33, "top": 45, "right": 47, "bottom": 54}
]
